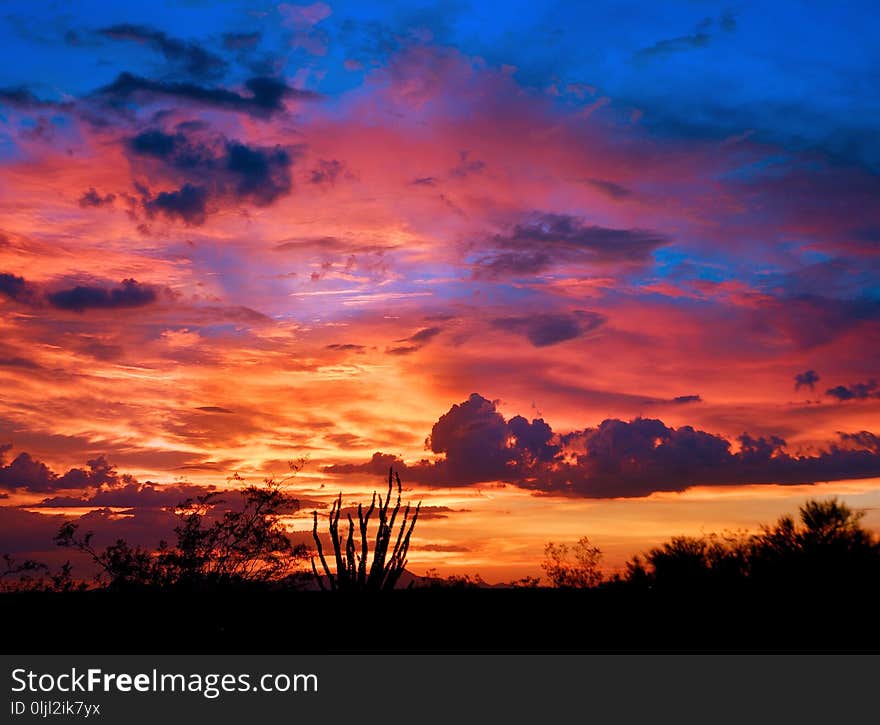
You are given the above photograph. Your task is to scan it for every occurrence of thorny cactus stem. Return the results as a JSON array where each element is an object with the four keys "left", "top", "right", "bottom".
[{"left": 311, "top": 469, "right": 420, "bottom": 591}]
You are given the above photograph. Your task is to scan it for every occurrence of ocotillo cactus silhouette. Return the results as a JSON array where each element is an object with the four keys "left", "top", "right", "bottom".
[{"left": 311, "top": 468, "right": 420, "bottom": 591}]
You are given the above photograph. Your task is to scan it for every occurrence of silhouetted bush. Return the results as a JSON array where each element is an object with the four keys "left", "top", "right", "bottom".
[
  {"left": 0, "top": 554, "right": 81, "bottom": 593},
  {"left": 628, "top": 497, "right": 879, "bottom": 591},
  {"left": 54, "top": 476, "right": 308, "bottom": 590},
  {"left": 542, "top": 536, "right": 604, "bottom": 588},
  {"left": 746, "top": 497, "right": 879, "bottom": 588}
]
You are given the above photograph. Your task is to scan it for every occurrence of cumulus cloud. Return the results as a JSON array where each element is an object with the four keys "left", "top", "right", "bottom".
[
  {"left": 129, "top": 128, "right": 296, "bottom": 223},
  {"left": 0, "top": 447, "right": 122, "bottom": 493},
  {"left": 325, "top": 394, "right": 560, "bottom": 485},
  {"left": 324, "top": 393, "right": 880, "bottom": 498}
]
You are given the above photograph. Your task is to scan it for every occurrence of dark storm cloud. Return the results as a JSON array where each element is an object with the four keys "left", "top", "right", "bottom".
[
  {"left": 0, "top": 273, "right": 41, "bottom": 305},
  {"left": 426, "top": 393, "right": 514, "bottom": 482},
  {"left": 826, "top": 380, "right": 880, "bottom": 401},
  {"left": 671, "top": 395, "right": 702, "bottom": 404},
  {"left": 226, "top": 142, "right": 293, "bottom": 204},
  {"left": 129, "top": 128, "right": 295, "bottom": 223},
  {"left": 128, "top": 129, "right": 186, "bottom": 158},
  {"left": 48, "top": 278, "right": 158, "bottom": 312},
  {"left": 0, "top": 273, "right": 163, "bottom": 312},
  {"left": 78, "top": 188, "right": 116, "bottom": 208},
  {"left": 97, "top": 72, "right": 318, "bottom": 117},
  {"left": 490, "top": 311, "right": 605, "bottom": 347},
  {"left": 795, "top": 370, "right": 820, "bottom": 391},
  {"left": 325, "top": 394, "right": 557, "bottom": 485},
  {"left": 548, "top": 421, "right": 880, "bottom": 498},
  {"left": 99, "top": 24, "right": 228, "bottom": 80},
  {"left": 144, "top": 183, "right": 208, "bottom": 225},
  {"left": 0, "top": 447, "right": 121, "bottom": 493},
  {"left": 474, "top": 212, "right": 668, "bottom": 278},
  {"left": 325, "top": 394, "right": 880, "bottom": 498}
]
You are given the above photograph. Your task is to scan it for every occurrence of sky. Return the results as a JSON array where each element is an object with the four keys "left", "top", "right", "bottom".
[{"left": 1, "top": 0, "right": 879, "bottom": 581}]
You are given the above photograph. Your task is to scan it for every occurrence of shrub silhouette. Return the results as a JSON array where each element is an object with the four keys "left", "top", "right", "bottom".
[
  {"left": 0, "top": 554, "right": 81, "bottom": 593},
  {"left": 542, "top": 536, "right": 604, "bottom": 588},
  {"left": 641, "top": 532, "right": 749, "bottom": 589},
  {"left": 747, "top": 497, "right": 879, "bottom": 586},
  {"left": 311, "top": 468, "right": 420, "bottom": 591},
  {"left": 55, "top": 476, "right": 308, "bottom": 590},
  {"left": 626, "top": 497, "right": 879, "bottom": 590}
]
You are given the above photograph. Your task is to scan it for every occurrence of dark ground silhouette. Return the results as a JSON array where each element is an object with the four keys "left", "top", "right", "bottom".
[{"left": 2, "top": 472, "right": 879, "bottom": 653}]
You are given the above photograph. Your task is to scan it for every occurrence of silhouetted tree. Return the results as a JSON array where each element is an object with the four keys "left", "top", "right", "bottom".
[
  {"left": 621, "top": 497, "right": 879, "bottom": 590},
  {"left": 0, "top": 554, "right": 80, "bottom": 592},
  {"left": 55, "top": 476, "right": 308, "bottom": 590},
  {"left": 311, "top": 469, "right": 420, "bottom": 591},
  {"left": 542, "top": 536, "right": 604, "bottom": 588},
  {"left": 747, "top": 497, "right": 879, "bottom": 587},
  {"left": 642, "top": 532, "right": 749, "bottom": 588}
]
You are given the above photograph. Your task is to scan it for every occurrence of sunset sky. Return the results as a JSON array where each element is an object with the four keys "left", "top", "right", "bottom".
[{"left": 1, "top": 0, "right": 879, "bottom": 581}]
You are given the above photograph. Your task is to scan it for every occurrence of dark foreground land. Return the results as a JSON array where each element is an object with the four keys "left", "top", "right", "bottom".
[{"left": 4, "top": 584, "right": 878, "bottom": 654}]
